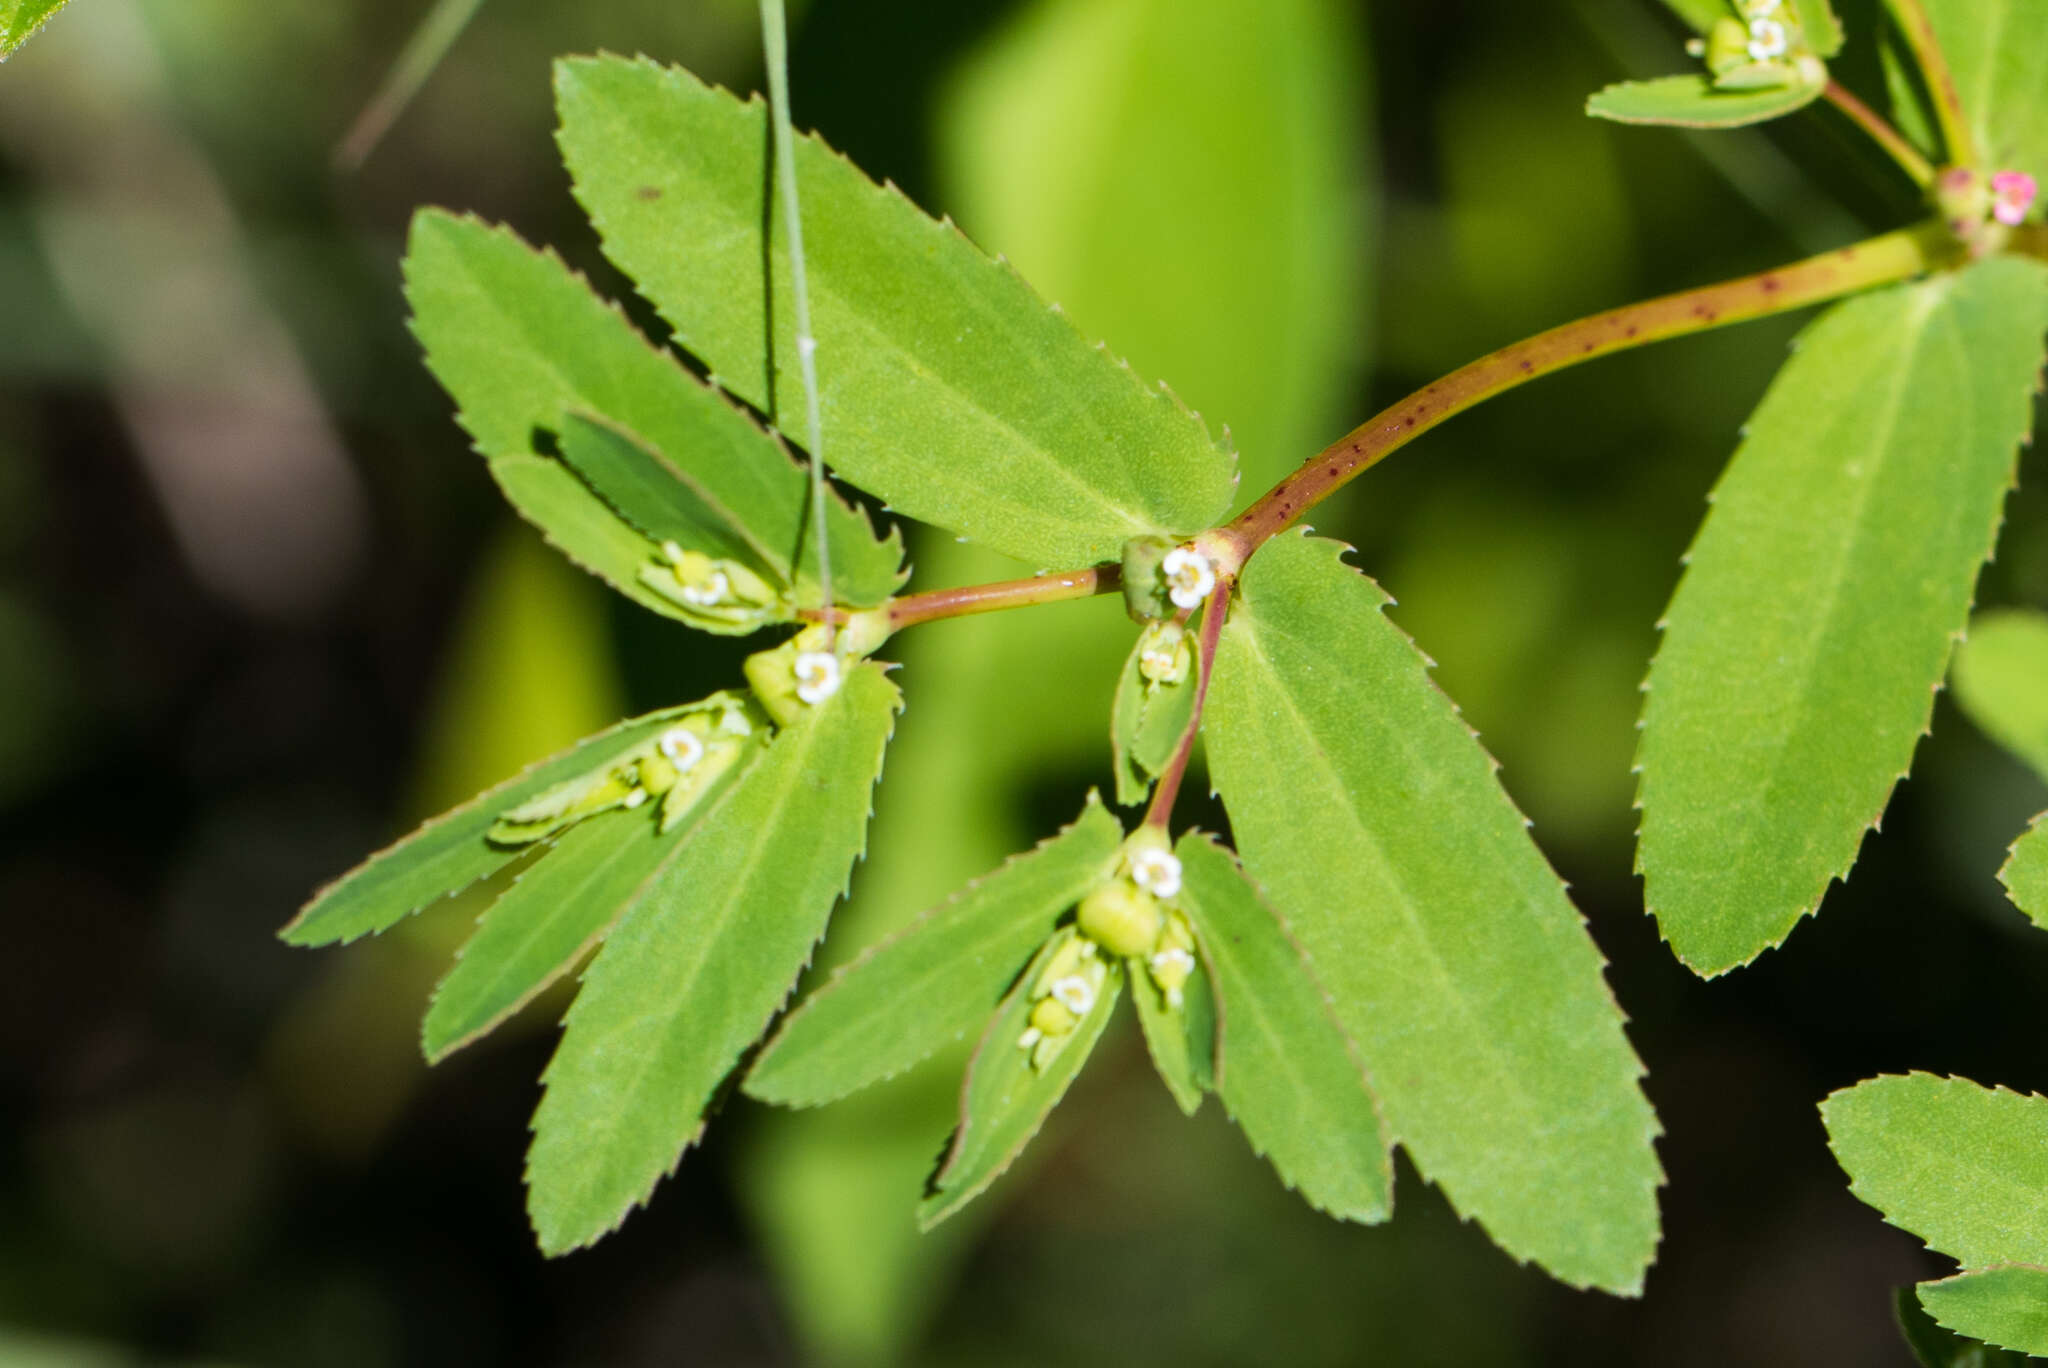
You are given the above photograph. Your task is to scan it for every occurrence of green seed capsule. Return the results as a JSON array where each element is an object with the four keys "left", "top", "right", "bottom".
[{"left": 1077, "top": 880, "right": 1163, "bottom": 958}]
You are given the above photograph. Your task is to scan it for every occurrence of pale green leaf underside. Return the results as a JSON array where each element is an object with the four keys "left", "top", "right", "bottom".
[
  {"left": 553, "top": 55, "right": 1238, "bottom": 567},
  {"left": 403, "top": 210, "right": 903, "bottom": 608},
  {"left": 1637, "top": 256, "right": 2048, "bottom": 975},
  {"left": 1954, "top": 610, "right": 2048, "bottom": 784},
  {"left": 1920, "top": 0, "right": 2048, "bottom": 188},
  {"left": 283, "top": 703, "right": 699, "bottom": 947},
  {"left": 2002, "top": 814, "right": 2048, "bottom": 928},
  {"left": 526, "top": 665, "right": 899, "bottom": 1254},
  {"left": 1587, "top": 74, "right": 1825, "bottom": 129},
  {"left": 1823, "top": 1073, "right": 2048, "bottom": 1268},
  {"left": 0, "top": 0, "right": 66, "bottom": 56},
  {"left": 1175, "top": 834, "right": 1391, "bottom": 1222},
  {"left": 421, "top": 744, "right": 758, "bottom": 1062},
  {"left": 744, "top": 798, "right": 1124, "bottom": 1107},
  {"left": 1919, "top": 1265, "right": 2048, "bottom": 1358},
  {"left": 1130, "top": 945, "right": 1215, "bottom": 1117},
  {"left": 1654, "top": 0, "right": 1843, "bottom": 55},
  {"left": 919, "top": 944, "right": 1122, "bottom": 1230},
  {"left": 1206, "top": 531, "right": 1661, "bottom": 1293}
]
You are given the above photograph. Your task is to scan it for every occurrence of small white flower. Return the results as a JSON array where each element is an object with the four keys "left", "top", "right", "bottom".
[
  {"left": 658, "top": 727, "right": 705, "bottom": 770},
  {"left": 1160, "top": 546, "right": 1216, "bottom": 610},
  {"left": 1051, "top": 974, "right": 1097, "bottom": 1016},
  {"left": 1747, "top": 17, "right": 1787, "bottom": 60},
  {"left": 794, "top": 651, "right": 842, "bottom": 705},
  {"left": 1017, "top": 1026, "right": 1043, "bottom": 1050},
  {"left": 680, "top": 570, "right": 731, "bottom": 608},
  {"left": 1150, "top": 946, "right": 1195, "bottom": 978},
  {"left": 1128, "top": 847, "right": 1183, "bottom": 900},
  {"left": 622, "top": 788, "right": 649, "bottom": 809}
]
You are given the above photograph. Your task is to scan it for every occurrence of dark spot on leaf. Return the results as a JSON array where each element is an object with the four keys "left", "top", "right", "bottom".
[{"left": 637, "top": 185, "right": 663, "bottom": 201}]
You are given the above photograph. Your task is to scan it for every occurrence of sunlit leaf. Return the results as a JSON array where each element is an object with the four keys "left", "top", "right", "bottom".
[
  {"left": 420, "top": 735, "right": 761, "bottom": 1061},
  {"left": 1637, "top": 257, "right": 2048, "bottom": 975},
  {"left": 1174, "top": 834, "right": 1392, "bottom": 1221},
  {"left": 526, "top": 664, "right": 899, "bottom": 1254},
  {"left": 745, "top": 797, "right": 1124, "bottom": 1108},
  {"left": 403, "top": 210, "right": 904, "bottom": 609},
  {"left": 0, "top": 0, "right": 68, "bottom": 59},
  {"left": 1587, "top": 73, "right": 1826, "bottom": 129},
  {"left": 2002, "top": 814, "right": 2048, "bottom": 928},
  {"left": 1953, "top": 609, "right": 2048, "bottom": 784},
  {"left": 1823, "top": 1073, "right": 2048, "bottom": 1268},
  {"left": 1918, "top": 0, "right": 2048, "bottom": 184},
  {"left": 553, "top": 55, "right": 1238, "bottom": 568},
  {"left": 1918, "top": 1265, "right": 2048, "bottom": 1359},
  {"left": 283, "top": 703, "right": 703, "bottom": 948},
  {"left": 1206, "top": 531, "right": 1661, "bottom": 1293},
  {"left": 918, "top": 937, "right": 1122, "bottom": 1229}
]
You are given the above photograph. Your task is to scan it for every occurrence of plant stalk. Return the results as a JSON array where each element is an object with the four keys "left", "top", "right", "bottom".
[
  {"left": 1880, "top": 0, "right": 1974, "bottom": 168},
  {"left": 803, "top": 564, "right": 1122, "bottom": 632},
  {"left": 1216, "top": 218, "right": 1958, "bottom": 563},
  {"left": 1142, "top": 577, "right": 1231, "bottom": 831},
  {"left": 1822, "top": 80, "right": 1935, "bottom": 188}
]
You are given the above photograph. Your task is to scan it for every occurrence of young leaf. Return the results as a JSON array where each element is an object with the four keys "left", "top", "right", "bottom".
[
  {"left": 1897, "top": 1286, "right": 2032, "bottom": 1368},
  {"left": 1637, "top": 257, "right": 2048, "bottom": 976},
  {"left": 283, "top": 703, "right": 704, "bottom": 947},
  {"left": 552, "top": 55, "right": 1239, "bottom": 568},
  {"left": 1587, "top": 74, "right": 1826, "bottom": 129},
  {"left": 2001, "top": 814, "right": 2048, "bottom": 928},
  {"left": 1205, "top": 531, "right": 1661, "bottom": 1294},
  {"left": 1129, "top": 942, "right": 1216, "bottom": 1118},
  {"left": 1918, "top": 0, "right": 2048, "bottom": 185},
  {"left": 0, "top": 0, "right": 68, "bottom": 59},
  {"left": 1953, "top": 609, "right": 2048, "bottom": 783},
  {"left": 556, "top": 411, "right": 788, "bottom": 590},
  {"left": 402, "top": 209, "right": 904, "bottom": 608},
  {"left": 421, "top": 737, "right": 762, "bottom": 1062},
  {"left": 1109, "top": 625, "right": 1199, "bottom": 806},
  {"left": 744, "top": 797, "right": 1125, "bottom": 1108},
  {"left": 1173, "top": 833, "right": 1392, "bottom": 1222},
  {"left": 1822, "top": 1073, "right": 2048, "bottom": 1269},
  {"left": 525, "top": 664, "right": 899, "bottom": 1254},
  {"left": 918, "top": 939, "right": 1122, "bottom": 1229},
  {"left": 1919, "top": 1266, "right": 2048, "bottom": 1359}
]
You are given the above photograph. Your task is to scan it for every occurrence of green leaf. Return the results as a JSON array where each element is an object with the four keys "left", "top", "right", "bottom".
[
  {"left": 745, "top": 797, "right": 1125, "bottom": 1107},
  {"left": 556, "top": 411, "right": 788, "bottom": 588},
  {"left": 1919, "top": 0, "right": 2048, "bottom": 185},
  {"left": 1637, "top": 257, "right": 2048, "bottom": 976},
  {"left": 0, "top": 0, "right": 67, "bottom": 58},
  {"left": 283, "top": 703, "right": 705, "bottom": 947},
  {"left": 1205, "top": 531, "right": 1661, "bottom": 1293},
  {"left": 1920, "top": 1266, "right": 2048, "bottom": 1359},
  {"left": 553, "top": 55, "right": 1238, "bottom": 568},
  {"left": 1587, "top": 73, "right": 1827, "bottom": 129},
  {"left": 525, "top": 664, "right": 899, "bottom": 1254},
  {"left": 2001, "top": 814, "right": 2048, "bottom": 928},
  {"left": 1129, "top": 929, "right": 1216, "bottom": 1117},
  {"left": 420, "top": 737, "right": 762, "bottom": 1062},
  {"left": 1823, "top": 1073, "right": 2048, "bottom": 1268},
  {"left": 1954, "top": 609, "right": 2048, "bottom": 784},
  {"left": 1174, "top": 834, "right": 1393, "bottom": 1222},
  {"left": 402, "top": 209, "right": 904, "bottom": 609},
  {"left": 1109, "top": 629, "right": 1199, "bottom": 806},
  {"left": 483, "top": 455, "right": 699, "bottom": 626},
  {"left": 1897, "top": 1286, "right": 2033, "bottom": 1368},
  {"left": 918, "top": 937, "right": 1122, "bottom": 1229}
]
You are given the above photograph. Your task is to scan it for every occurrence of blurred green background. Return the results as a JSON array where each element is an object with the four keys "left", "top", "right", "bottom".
[{"left": 3, "top": 1, "right": 2047, "bottom": 1364}]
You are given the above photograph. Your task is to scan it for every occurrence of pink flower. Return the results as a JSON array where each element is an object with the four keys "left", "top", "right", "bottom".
[{"left": 1992, "top": 170, "right": 2037, "bottom": 227}]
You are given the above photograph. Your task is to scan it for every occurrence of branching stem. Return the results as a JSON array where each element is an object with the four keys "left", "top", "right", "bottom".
[
  {"left": 1142, "top": 576, "right": 1231, "bottom": 832},
  {"left": 1822, "top": 80, "right": 1935, "bottom": 188}
]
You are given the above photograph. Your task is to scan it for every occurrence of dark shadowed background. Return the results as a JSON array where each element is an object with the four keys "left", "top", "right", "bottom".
[{"left": 3, "top": 0, "right": 2045, "bottom": 1364}]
